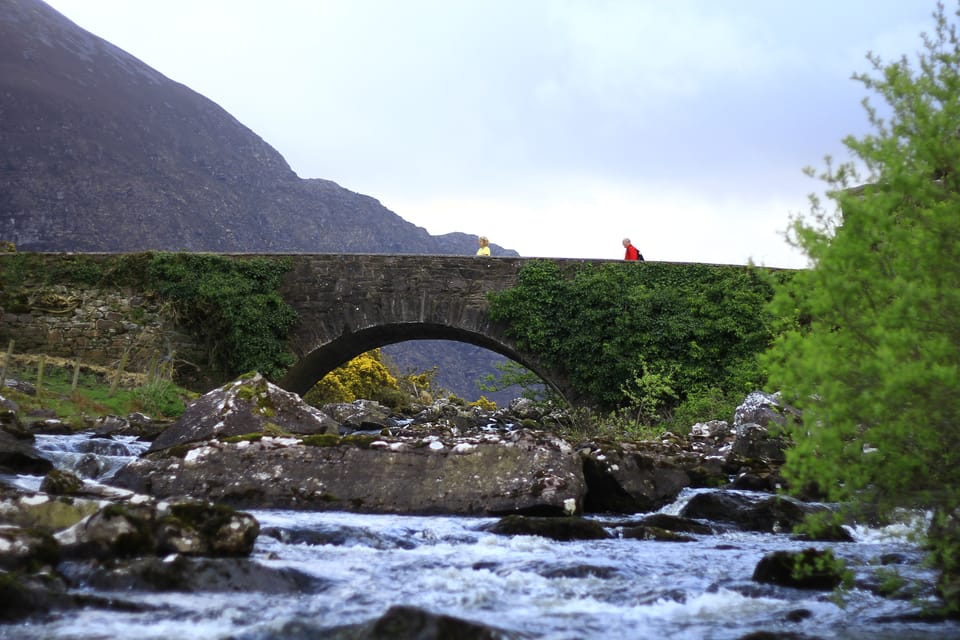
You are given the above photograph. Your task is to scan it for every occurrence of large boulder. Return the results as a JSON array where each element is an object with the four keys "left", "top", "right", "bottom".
[
  {"left": 733, "top": 391, "right": 800, "bottom": 430},
  {"left": 580, "top": 443, "right": 691, "bottom": 513},
  {"left": 322, "top": 399, "right": 397, "bottom": 434},
  {"left": 113, "top": 428, "right": 586, "bottom": 516},
  {"left": 679, "top": 490, "right": 827, "bottom": 533},
  {"left": 55, "top": 500, "right": 259, "bottom": 559},
  {"left": 149, "top": 373, "right": 339, "bottom": 452},
  {"left": 0, "top": 394, "right": 53, "bottom": 475}
]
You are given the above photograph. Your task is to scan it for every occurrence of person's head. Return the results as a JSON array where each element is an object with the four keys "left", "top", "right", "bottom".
[
  {"left": 478, "top": 236, "right": 489, "bottom": 247},
  {"left": 622, "top": 238, "right": 631, "bottom": 248}
]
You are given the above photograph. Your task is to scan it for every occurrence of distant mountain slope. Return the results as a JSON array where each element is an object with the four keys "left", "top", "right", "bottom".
[
  {"left": 0, "top": 0, "right": 515, "bottom": 257},
  {"left": 0, "top": 0, "right": 521, "bottom": 403}
]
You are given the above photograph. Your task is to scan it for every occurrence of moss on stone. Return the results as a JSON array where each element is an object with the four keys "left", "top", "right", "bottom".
[
  {"left": 167, "top": 502, "right": 237, "bottom": 537},
  {"left": 341, "top": 434, "right": 379, "bottom": 449},
  {"left": 301, "top": 433, "right": 342, "bottom": 447},
  {"left": 221, "top": 433, "right": 264, "bottom": 444}
]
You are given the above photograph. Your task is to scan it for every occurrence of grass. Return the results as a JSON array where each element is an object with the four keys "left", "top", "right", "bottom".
[{"left": 1, "top": 354, "right": 193, "bottom": 426}]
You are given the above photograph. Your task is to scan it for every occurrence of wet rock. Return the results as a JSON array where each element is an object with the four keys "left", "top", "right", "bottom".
[
  {"left": 733, "top": 391, "right": 800, "bottom": 430},
  {"left": 728, "top": 423, "right": 789, "bottom": 465},
  {"left": 39, "top": 469, "right": 83, "bottom": 495},
  {"left": 620, "top": 525, "right": 696, "bottom": 542},
  {"left": 638, "top": 513, "right": 713, "bottom": 535},
  {"left": 0, "top": 429, "right": 53, "bottom": 475},
  {"left": 485, "top": 515, "right": 610, "bottom": 541},
  {"left": 55, "top": 500, "right": 259, "bottom": 560},
  {"left": 91, "top": 412, "right": 170, "bottom": 441},
  {"left": 260, "top": 524, "right": 417, "bottom": 550},
  {"left": 113, "top": 429, "right": 586, "bottom": 516},
  {"left": 26, "top": 418, "right": 73, "bottom": 435},
  {"left": 58, "top": 554, "right": 327, "bottom": 593},
  {"left": 0, "top": 393, "right": 29, "bottom": 438},
  {"left": 0, "top": 489, "right": 108, "bottom": 531},
  {"left": 752, "top": 547, "right": 846, "bottom": 590},
  {"left": 322, "top": 399, "right": 396, "bottom": 434},
  {"left": 679, "top": 491, "right": 825, "bottom": 533},
  {"left": 307, "top": 605, "right": 522, "bottom": 640},
  {"left": 56, "top": 503, "right": 158, "bottom": 559},
  {"left": 0, "top": 526, "right": 59, "bottom": 571},
  {"left": 149, "top": 373, "right": 339, "bottom": 452},
  {"left": 0, "top": 572, "right": 74, "bottom": 623},
  {"left": 580, "top": 445, "right": 690, "bottom": 513},
  {"left": 157, "top": 501, "right": 259, "bottom": 557}
]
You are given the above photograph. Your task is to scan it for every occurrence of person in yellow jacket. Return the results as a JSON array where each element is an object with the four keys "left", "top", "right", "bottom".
[{"left": 476, "top": 236, "right": 491, "bottom": 256}]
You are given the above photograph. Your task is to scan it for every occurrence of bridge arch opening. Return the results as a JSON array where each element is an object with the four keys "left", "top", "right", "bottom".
[{"left": 278, "top": 322, "right": 565, "bottom": 405}]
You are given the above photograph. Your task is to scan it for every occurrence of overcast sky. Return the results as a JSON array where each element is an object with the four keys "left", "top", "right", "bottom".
[{"left": 45, "top": 0, "right": 938, "bottom": 267}]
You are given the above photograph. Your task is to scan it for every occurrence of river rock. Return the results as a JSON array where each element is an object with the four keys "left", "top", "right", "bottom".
[
  {"left": 305, "top": 604, "right": 522, "bottom": 640},
  {"left": 728, "top": 423, "right": 789, "bottom": 465},
  {"left": 679, "top": 490, "right": 826, "bottom": 533},
  {"left": 485, "top": 515, "right": 610, "bottom": 541},
  {"left": 58, "top": 554, "right": 326, "bottom": 594},
  {"left": 752, "top": 547, "right": 846, "bottom": 590},
  {"left": 0, "top": 572, "right": 75, "bottom": 623},
  {"left": 40, "top": 469, "right": 83, "bottom": 495},
  {"left": 0, "top": 429, "right": 53, "bottom": 475},
  {"left": 55, "top": 500, "right": 259, "bottom": 559},
  {"left": 149, "top": 373, "right": 339, "bottom": 451},
  {"left": 734, "top": 391, "right": 801, "bottom": 429},
  {"left": 0, "top": 393, "right": 29, "bottom": 437},
  {"left": 580, "top": 443, "right": 691, "bottom": 513},
  {"left": 112, "top": 428, "right": 586, "bottom": 516},
  {"left": 322, "top": 399, "right": 397, "bottom": 434},
  {"left": 0, "top": 394, "right": 54, "bottom": 475},
  {"left": 0, "top": 526, "right": 59, "bottom": 571},
  {"left": 0, "top": 489, "right": 108, "bottom": 531}
]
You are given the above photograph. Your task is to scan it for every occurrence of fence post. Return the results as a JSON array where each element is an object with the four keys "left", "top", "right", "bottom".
[{"left": 0, "top": 340, "right": 12, "bottom": 389}]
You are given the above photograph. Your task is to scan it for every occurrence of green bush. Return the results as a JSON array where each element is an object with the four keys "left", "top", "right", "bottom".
[
  {"left": 762, "top": 3, "right": 960, "bottom": 613},
  {"left": 488, "top": 260, "right": 782, "bottom": 414}
]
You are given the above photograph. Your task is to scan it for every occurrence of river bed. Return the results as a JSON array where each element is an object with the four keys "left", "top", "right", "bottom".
[{"left": 3, "top": 433, "right": 960, "bottom": 639}]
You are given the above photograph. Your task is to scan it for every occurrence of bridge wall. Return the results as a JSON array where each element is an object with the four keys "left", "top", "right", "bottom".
[{"left": 0, "top": 253, "right": 592, "bottom": 401}]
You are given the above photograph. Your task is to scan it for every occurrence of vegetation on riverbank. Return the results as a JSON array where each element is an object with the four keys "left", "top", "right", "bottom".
[
  {"left": 0, "top": 353, "right": 192, "bottom": 424},
  {"left": 762, "top": 1, "right": 960, "bottom": 613},
  {"left": 486, "top": 259, "right": 787, "bottom": 428},
  {"left": 0, "top": 252, "right": 298, "bottom": 382}
]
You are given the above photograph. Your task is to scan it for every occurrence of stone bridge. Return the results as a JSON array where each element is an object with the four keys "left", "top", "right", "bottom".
[
  {"left": 274, "top": 254, "right": 580, "bottom": 402},
  {"left": 0, "top": 253, "right": 774, "bottom": 407}
]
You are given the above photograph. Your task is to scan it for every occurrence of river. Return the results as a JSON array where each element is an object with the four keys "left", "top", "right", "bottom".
[{"left": 3, "top": 432, "right": 960, "bottom": 639}]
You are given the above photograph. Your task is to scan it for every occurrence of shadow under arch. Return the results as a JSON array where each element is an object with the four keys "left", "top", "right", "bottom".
[{"left": 277, "top": 321, "right": 569, "bottom": 405}]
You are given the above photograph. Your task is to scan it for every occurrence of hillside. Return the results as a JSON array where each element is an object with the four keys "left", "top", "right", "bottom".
[{"left": 0, "top": 0, "right": 521, "bottom": 403}]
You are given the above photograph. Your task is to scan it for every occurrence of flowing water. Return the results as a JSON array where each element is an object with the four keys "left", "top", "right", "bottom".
[{"left": 4, "top": 434, "right": 960, "bottom": 639}]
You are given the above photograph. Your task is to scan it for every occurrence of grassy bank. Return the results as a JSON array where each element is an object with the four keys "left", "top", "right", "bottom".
[{"left": 1, "top": 353, "right": 193, "bottom": 428}]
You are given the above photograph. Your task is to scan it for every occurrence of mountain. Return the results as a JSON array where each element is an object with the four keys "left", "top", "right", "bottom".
[{"left": 0, "top": 0, "right": 521, "bottom": 403}]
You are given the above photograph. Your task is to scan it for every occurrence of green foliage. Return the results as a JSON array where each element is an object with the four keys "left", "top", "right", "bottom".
[
  {"left": 142, "top": 253, "right": 297, "bottom": 380},
  {"left": 478, "top": 359, "right": 556, "bottom": 404},
  {"left": 620, "top": 358, "right": 678, "bottom": 425},
  {"left": 488, "top": 260, "right": 779, "bottom": 414},
  {"left": 3, "top": 357, "right": 189, "bottom": 421},
  {"left": 762, "top": 2, "right": 960, "bottom": 612},
  {"left": 0, "top": 252, "right": 299, "bottom": 383},
  {"left": 667, "top": 386, "right": 741, "bottom": 433}
]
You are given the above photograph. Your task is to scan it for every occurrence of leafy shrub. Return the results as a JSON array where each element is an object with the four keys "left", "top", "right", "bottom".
[
  {"left": 489, "top": 260, "right": 782, "bottom": 415},
  {"left": 304, "top": 349, "right": 399, "bottom": 405}
]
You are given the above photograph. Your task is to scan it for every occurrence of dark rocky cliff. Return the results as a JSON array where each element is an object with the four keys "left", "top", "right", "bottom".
[{"left": 0, "top": 0, "right": 519, "bottom": 403}]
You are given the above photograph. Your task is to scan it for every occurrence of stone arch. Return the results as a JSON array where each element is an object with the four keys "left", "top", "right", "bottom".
[{"left": 277, "top": 321, "right": 570, "bottom": 404}]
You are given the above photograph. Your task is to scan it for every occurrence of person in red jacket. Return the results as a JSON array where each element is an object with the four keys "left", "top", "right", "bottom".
[{"left": 622, "top": 238, "right": 644, "bottom": 261}]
